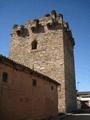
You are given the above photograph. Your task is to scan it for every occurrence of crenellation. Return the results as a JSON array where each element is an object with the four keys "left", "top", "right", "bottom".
[
  {"left": 44, "top": 13, "right": 50, "bottom": 17},
  {"left": 25, "top": 11, "right": 64, "bottom": 33},
  {"left": 65, "top": 22, "right": 70, "bottom": 30},
  {"left": 13, "top": 24, "right": 18, "bottom": 29},
  {"left": 12, "top": 12, "right": 64, "bottom": 37},
  {"left": 12, "top": 24, "right": 29, "bottom": 37},
  {"left": 12, "top": 11, "right": 64, "bottom": 36}
]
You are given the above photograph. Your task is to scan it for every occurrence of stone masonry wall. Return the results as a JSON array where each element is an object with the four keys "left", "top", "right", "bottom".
[{"left": 63, "top": 28, "right": 77, "bottom": 112}]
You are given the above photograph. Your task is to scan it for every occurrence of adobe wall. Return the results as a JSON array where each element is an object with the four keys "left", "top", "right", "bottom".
[{"left": 0, "top": 62, "right": 58, "bottom": 120}]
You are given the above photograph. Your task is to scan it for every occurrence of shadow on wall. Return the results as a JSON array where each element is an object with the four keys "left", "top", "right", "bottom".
[{"left": 81, "top": 101, "right": 90, "bottom": 109}]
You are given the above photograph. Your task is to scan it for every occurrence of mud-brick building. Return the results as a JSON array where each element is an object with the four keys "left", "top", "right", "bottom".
[
  {"left": 10, "top": 10, "right": 77, "bottom": 112},
  {"left": 0, "top": 55, "right": 59, "bottom": 120}
]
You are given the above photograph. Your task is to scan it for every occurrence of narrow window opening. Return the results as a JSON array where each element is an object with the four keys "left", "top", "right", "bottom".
[
  {"left": 47, "top": 23, "right": 51, "bottom": 30},
  {"left": 32, "top": 79, "right": 37, "bottom": 87},
  {"left": 51, "top": 86, "right": 54, "bottom": 90},
  {"left": 31, "top": 40, "right": 37, "bottom": 50},
  {"left": 20, "top": 98, "right": 23, "bottom": 102},
  {"left": 31, "top": 27, "right": 35, "bottom": 32},
  {"left": 2, "top": 72, "right": 8, "bottom": 82}
]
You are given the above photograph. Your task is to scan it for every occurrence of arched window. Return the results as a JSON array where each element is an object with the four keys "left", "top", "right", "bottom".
[{"left": 31, "top": 40, "right": 37, "bottom": 50}]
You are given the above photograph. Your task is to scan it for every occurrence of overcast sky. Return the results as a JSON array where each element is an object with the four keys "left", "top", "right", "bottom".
[{"left": 0, "top": 0, "right": 90, "bottom": 91}]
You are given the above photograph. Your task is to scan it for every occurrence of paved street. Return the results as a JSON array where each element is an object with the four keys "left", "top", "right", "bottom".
[{"left": 62, "top": 114, "right": 90, "bottom": 120}]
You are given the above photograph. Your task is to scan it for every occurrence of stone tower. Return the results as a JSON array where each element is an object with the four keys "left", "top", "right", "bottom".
[{"left": 9, "top": 10, "right": 77, "bottom": 112}]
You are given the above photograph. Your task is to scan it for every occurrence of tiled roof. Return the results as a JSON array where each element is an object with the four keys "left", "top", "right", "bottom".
[{"left": 77, "top": 91, "right": 90, "bottom": 95}]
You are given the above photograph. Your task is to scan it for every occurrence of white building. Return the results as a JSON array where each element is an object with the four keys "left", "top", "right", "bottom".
[{"left": 77, "top": 92, "right": 90, "bottom": 109}]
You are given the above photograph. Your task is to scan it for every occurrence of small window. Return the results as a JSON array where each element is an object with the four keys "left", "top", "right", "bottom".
[
  {"left": 25, "top": 98, "right": 29, "bottom": 102},
  {"left": 51, "top": 86, "right": 54, "bottom": 90},
  {"left": 47, "top": 23, "right": 51, "bottom": 29},
  {"left": 31, "top": 40, "right": 37, "bottom": 50},
  {"left": 32, "top": 79, "right": 37, "bottom": 87},
  {"left": 20, "top": 98, "right": 23, "bottom": 102},
  {"left": 31, "top": 27, "right": 35, "bottom": 32},
  {"left": 2, "top": 72, "right": 8, "bottom": 82}
]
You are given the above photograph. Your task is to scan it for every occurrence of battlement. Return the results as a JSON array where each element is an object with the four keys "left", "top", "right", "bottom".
[
  {"left": 12, "top": 10, "right": 74, "bottom": 40},
  {"left": 26, "top": 10, "right": 63, "bottom": 30}
]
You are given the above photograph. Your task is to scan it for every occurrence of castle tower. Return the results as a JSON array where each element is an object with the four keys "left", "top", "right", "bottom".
[{"left": 9, "top": 10, "right": 77, "bottom": 112}]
